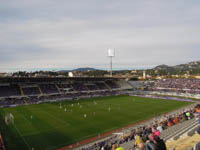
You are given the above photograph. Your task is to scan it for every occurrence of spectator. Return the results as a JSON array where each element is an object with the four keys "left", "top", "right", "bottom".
[
  {"left": 157, "top": 123, "right": 163, "bottom": 133},
  {"left": 146, "top": 138, "right": 158, "bottom": 150},
  {"left": 112, "top": 144, "right": 124, "bottom": 150},
  {"left": 173, "top": 116, "right": 179, "bottom": 124},
  {"left": 116, "top": 146, "right": 124, "bottom": 150},
  {"left": 135, "top": 132, "right": 144, "bottom": 147},
  {"left": 154, "top": 136, "right": 167, "bottom": 150},
  {"left": 167, "top": 119, "right": 174, "bottom": 127},
  {"left": 152, "top": 128, "right": 160, "bottom": 137},
  {"left": 186, "top": 111, "right": 191, "bottom": 120}
]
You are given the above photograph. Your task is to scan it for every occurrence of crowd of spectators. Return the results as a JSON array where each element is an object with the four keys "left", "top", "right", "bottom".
[
  {"left": 81, "top": 106, "right": 196, "bottom": 150},
  {"left": 149, "top": 79, "right": 200, "bottom": 94},
  {"left": 0, "top": 90, "right": 123, "bottom": 108},
  {"left": 0, "top": 78, "right": 125, "bottom": 108}
]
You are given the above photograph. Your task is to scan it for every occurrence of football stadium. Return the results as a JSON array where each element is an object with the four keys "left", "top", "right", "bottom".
[
  {"left": 0, "top": 77, "right": 200, "bottom": 150},
  {"left": 1, "top": 1, "right": 200, "bottom": 150}
]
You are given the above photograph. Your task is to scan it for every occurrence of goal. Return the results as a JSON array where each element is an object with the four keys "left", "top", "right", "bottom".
[{"left": 5, "top": 113, "right": 14, "bottom": 125}]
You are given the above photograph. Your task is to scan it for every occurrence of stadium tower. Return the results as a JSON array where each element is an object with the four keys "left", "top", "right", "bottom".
[{"left": 108, "top": 49, "right": 115, "bottom": 77}]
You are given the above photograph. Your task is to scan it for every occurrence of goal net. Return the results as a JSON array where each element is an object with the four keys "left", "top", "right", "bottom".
[{"left": 5, "top": 113, "right": 14, "bottom": 125}]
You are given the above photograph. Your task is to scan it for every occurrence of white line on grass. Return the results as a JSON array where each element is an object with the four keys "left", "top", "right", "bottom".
[
  {"left": 39, "top": 110, "right": 71, "bottom": 126},
  {"left": 45, "top": 133, "right": 98, "bottom": 150},
  {"left": 21, "top": 124, "right": 69, "bottom": 137},
  {"left": 13, "top": 123, "right": 32, "bottom": 150}
]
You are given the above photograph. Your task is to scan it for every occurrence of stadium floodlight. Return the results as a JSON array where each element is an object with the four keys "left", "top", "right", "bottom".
[{"left": 108, "top": 49, "right": 115, "bottom": 77}]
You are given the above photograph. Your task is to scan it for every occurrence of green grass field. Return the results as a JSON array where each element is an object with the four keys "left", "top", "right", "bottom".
[{"left": 0, "top": 95, "right": 192, "bottom": 150}]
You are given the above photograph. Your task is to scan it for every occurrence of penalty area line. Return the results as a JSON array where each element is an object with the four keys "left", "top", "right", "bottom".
[{"left": 13, "top": 123, "right": 32, "bottom": 150}]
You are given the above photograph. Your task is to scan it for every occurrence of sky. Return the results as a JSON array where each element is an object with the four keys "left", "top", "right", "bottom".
[{"left": 0, "top": 0, "right": 200, "bottom": 72}]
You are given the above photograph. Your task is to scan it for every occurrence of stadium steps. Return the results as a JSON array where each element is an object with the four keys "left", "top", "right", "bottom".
[
  {"left": 116, "top": 80, "right": 133, "bottom": 90},
  {"left": 160, "top": 118, "right": 198, "bottom": 141},
  {"left": 173, "top": 122, "right": 198, "bottom": 141},
  {"left": 55, "top": 84, "right": 61, "bottom": 93},
  {"left": 187, "top": 126, "right": 199, "bottom": 137},
  {"left": 103, "top": 82, "right": 112, "bottom": 90},
  {"left": 23, "top": 99, "right": 27, "bottom": 104},
  {"left": 38, "top": 86, "right": 43, "bottom": 95},
  {"left": 120, "top": 141, "right": 135, "bottom": 150},
  {"left": 84, "top": 85, "right": 90, "bottom": 92},
  {"left": 19, "top": 86, "right": 24, "bottom": 96},
  {"left": 192, "top": 142, "right": 200, "bottom": 150},
  {"left": 120, "top": 119, "right": 198, "bottom": 150}
]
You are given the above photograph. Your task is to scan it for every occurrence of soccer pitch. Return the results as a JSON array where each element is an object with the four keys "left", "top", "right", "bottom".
[{"left": 0, "top": 95, "right": 192, "bottom": 150}]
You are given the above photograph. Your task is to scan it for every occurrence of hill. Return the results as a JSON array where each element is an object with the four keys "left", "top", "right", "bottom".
[
  {"left": 59, "top": 67, "right": 98, "bottom": 72},
  {"left": 152, "top": 61, "right": 200, "bottom": 75}
]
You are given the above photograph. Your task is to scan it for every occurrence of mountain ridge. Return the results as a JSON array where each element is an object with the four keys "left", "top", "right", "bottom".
[{"left": 154, "top": 61, "right": 200, "bottom": 70}]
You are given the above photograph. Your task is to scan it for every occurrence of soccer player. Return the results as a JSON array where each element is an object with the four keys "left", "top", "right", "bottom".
[
  {"left": 108, "top": 107, "right": 111, "bottom": 112},
  {"left": 84, "top": 114, "right": 87, "bottom": 118},
  {"left": 64, "top": 108, "right": 67, "bottom": 112}
]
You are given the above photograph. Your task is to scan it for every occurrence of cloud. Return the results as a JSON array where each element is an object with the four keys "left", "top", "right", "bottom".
[{"left": 0, "top": 0, "right": 200, "bottom": 72}]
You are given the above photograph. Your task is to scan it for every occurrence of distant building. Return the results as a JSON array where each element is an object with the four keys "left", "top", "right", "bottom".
[
  {"left": 0, "top": 73, "right": 12, "bottom": 77},
  {"left": 143, "top": 71, "right": 146, "bottom": 79},
  {"left": 68, "top": 72, "right": 74, "bottom": 77},
  {"left": 194, "top": 75, "right": 200, "bottom": 79},
  {"left": 131, "top": 70, "right": 137, "bottom": 73}
]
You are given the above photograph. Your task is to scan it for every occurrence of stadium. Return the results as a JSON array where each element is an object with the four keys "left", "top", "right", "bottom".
[
  {"left": 1, "top": 1, "right": 200, "bottom": 150},
  {"left": 0, "top": 76, "right": 200, "bottom": 150}
]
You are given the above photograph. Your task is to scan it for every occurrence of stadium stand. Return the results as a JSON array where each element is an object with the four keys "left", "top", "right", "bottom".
[
  {"left": 105, "top": 80, "right": 120, "bottom": 89},
  {"left": 166, "top": 133, "right": 200, "bottom": 150},
  {"left": 95, "top": 82, "right": 109, "bottom": 90},
  {"left": 129, "top": 79, "right": 200, "bottom": 99},
  {"left": 0, "top": 84, "right": 21, "bottom": 97},
  {"left": 22, "top": 86, "right": 41, "bottom": 95},
  {"left": 143, "top": 79, "right": 200, "bottom": 95},
  {"left": 0, "top": 77, "right": 132, "bottom": 107},
  {"left": 152, "top": 79, "right": 200, "bottom": 94},
  {"left": 116, "top": 80, "right": 133, "bottom": 90},
  {"left": 85, "top": 83, "right": 99, "bottom": 91},
  {"left": 76, "top": 103, "right": 199, "bottom": 150},
  {"left": 71, "top": 82, "right": 88, "bottom": 91},
  {"left": 39, "top": 84, "right": 59, "bottom": 94}
]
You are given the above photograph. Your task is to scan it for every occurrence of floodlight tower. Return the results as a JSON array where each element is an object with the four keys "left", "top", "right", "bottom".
[{"left": 108, "top": 49, "right": 115, "bottom": 77}]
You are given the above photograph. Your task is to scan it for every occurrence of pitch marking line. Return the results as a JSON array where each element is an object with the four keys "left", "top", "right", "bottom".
[
  {"left": 39, "top": 110, "right": 71, "bottom": 126},
  {"left": 21, "top": 124, "right": 69, "bottom": 137},
  {"left": 13, "top": 123, "right": 32, "bottom": 150},
  {"left": 45, "top": 133, "right": 98, "bottom": 150}
]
